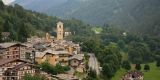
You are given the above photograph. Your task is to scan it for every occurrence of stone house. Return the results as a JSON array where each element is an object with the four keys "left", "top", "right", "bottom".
[
  {"left": 0, "top": 58, "right": 52, "bottom": 80},
  {"left": 68, "top": 54, "right": 85, "bottom": 73},
  {"left": 69, "top": 54, "right": 84, "bottom": 67},
  {"left": 33, "top": 43, "right": 46, "bottom": 52},
  {"left": 35, "top": 49, "right": 59, "bottom": 65},
  {"left": 56, "top": 51, "right": 72, "bottom": 66},
  {"left": 3, "top": 63, "right": 36, "bottom": 80},
  {"left": 0, "top": 43, "right": 27, "bottom": 60},
  {"left": 0, "top": 58, "right": 35, "bottom": 80}
]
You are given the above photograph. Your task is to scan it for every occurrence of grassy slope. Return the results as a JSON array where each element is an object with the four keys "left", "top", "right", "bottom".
[
  {"left": 143, "top": 63, "right": 160, "bottom": 80},
  {"left": 112, "top": 53, "right": 160, "bottom": 80},
  {"left": 111, "top": 68, "right": 126, "bottom": 80},
  {"left": 112, "top": 63, "right": 160, "bottom": 80}
]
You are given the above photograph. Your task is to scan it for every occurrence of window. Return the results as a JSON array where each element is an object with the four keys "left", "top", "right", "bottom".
[
  {"left": 13, "top": 51, "right": 17, "bottom": 54},
  {"left": 59, "top": 25, "right": 61, "bottom": 28},
  {"left": 74, "top": 60, "right": 77, "bottom": 63},
  {"left": 7, "top": 52, "right": 9, "bottom": 55},
  {"left": 16, "top": 55, "right": 19, "bottom": 58},
  {"left": 22, "top": 72, "right": 23, "bottom": 74},
  {"left": 13, "top": 47, "right": 17, "bottom": 50}
]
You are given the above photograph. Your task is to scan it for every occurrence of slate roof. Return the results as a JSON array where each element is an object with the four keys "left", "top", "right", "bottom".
[
  {"left": 35, "top": 49, "right": 70, "bottom": 58},
  {"left": 68, "top": 54, "right": 84, "bottom": 61},
  {"left": 11, "top": 63, "right": 37, "bottom": 70},
  {"left": 0, "top": 58, "right": 31, "bottom": 66},
  {"left": 35, "top": 51, "right": 46, "bottom": 58},
  {"left": 57, "top": 21, "right": 63, "bottom": 24},
  {"left": 0, "top": 42, "right": 26, "bottom": 48},
  {"left": 33, "top": 44, "right": 46, "bottom": 50}
]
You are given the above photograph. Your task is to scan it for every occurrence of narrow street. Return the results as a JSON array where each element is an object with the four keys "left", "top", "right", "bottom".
[{"left": 88, "top": 53, "right": 100, "bottom": 75}]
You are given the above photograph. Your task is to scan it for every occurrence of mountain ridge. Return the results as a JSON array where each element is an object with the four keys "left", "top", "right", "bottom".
[{"left": 13, "top": 0, "right": 160, "bottom": 35}]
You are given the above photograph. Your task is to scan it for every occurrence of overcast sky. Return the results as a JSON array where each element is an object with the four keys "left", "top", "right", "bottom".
[{"left": 2, "top": 0, "right": 15, "bottom": 5}]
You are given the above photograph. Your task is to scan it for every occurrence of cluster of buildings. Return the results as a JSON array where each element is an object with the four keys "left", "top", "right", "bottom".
[
  {"left": 0, "top": 21, "right": 85, "bottom": 80},
  {"left": 121, "top": 71, "right": 144, "bottom": 80}
]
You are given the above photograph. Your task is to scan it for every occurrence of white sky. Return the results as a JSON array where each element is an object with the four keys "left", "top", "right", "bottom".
[{"left": 2, "top": 0, "right": 15, "bottom": 5}]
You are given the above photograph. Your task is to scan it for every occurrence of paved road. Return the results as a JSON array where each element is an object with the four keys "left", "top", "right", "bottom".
[{"left": 88, "top": 53, "right": 100, "bottom": 75}]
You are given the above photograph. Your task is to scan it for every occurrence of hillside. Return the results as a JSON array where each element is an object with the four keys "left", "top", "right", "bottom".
[
  {"left": 0, "top": 0, "right": 92, "bottom": 42},
  {"left": 13, "top": 0, "right": 160, "bottom": 35}
]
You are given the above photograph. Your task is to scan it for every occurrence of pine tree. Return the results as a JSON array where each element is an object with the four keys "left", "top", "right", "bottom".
[
  {"left": 135, "top": 64, "right": 141, "bottom": 71},
  {"left": 156, "top": 60, "right": 160, "bottom": 67},
  {"left": 0, "top": 0, "right": 4, "bottom": 11}
]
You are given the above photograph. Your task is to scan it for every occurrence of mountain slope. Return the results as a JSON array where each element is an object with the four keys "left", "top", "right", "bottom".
[{"left": 13, "top": 0, "right": 160, "bottom": 34}]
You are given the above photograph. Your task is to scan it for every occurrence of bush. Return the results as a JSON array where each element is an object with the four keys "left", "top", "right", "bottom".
[
  {"left": 23, "top": 74, "right": 46, "bottom": 80},
  {"left": 122, "top": 60, "right": 131, "bottom": 71},
  {"left": 144, "top": 64, "right": 150, "bottom": 71},
  {"left": 40, "top": 61, "right": 70, "bottom": 75},
  {"left": 156, "top": 61, "right": 160, "bottom": 67}
]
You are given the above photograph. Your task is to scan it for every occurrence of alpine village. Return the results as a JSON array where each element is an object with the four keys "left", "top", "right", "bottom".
[{"left": 0, "top": 0, "right": 160, "bottom": 80}]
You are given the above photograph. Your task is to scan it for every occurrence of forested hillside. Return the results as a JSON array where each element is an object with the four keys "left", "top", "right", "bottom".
[
  {"left": 0, "top": 1, "right": 60, "bottom": 42},
  {"left": 13, "top": 0, "right": 160, "bottom": 36},
  {"left": 0, "top": 0, "right": 92, "bottom": 42}
]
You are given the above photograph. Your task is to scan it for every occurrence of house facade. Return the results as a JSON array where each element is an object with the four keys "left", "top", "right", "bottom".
[
  {"left": 69, "top": 54, "right": 85, "bottom": 73},
  {"left": 57, "top": 51, "right": 72, "bottom": 66},
  {"left": 35, "top": 50, "right": 59, "bottom": 65},
  {"left": 0, "top": 58, "right": 35, "bottom": 80},
  {"left": 0, "top": 43, "right": 27, "bottom": 60},
  {"left": 3, "top": 63, "right": 36, "bottom": 80}
]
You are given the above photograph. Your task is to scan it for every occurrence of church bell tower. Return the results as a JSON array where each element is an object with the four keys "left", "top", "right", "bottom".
[{"left": 57, "top": 21, "right": 64, "bottom": 40}]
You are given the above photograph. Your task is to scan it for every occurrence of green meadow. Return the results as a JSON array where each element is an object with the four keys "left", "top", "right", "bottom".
[{"left": 112, "top": 62, "right": 160, "bottom": 80}]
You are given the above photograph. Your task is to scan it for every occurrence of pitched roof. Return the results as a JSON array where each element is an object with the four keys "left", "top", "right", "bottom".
[
  {"left": 57, "top": 21, "right": 63, "bottom": 24},
  {"left": 35, "top": 49, "right": 70, "bottom": 58},
  {"left": 35, "top": 49, "right": 56, "bottom": 58},
  {"left": 69, "top": 54, "right": 84, "bottom": 61},
  {"left": 0, "top": 42, "right": 27, "bottom": 48},
  {"left": 23, "top": 43, "right": 33, "bottom": 48},
  {"left": 33, "top": 43, "right": 46, "bottom": 50},
  {"left": 0, "top": 58, "right": 31, "bottom": 66},
  {"left": 54, "top": 50, "right": 70, "bottom": 55},
  {"left": 35, "top": 51, "right": 46, "bottom": 58},
  {"left": 11, "top": 63, "right": 37, "bottom": 70}
]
